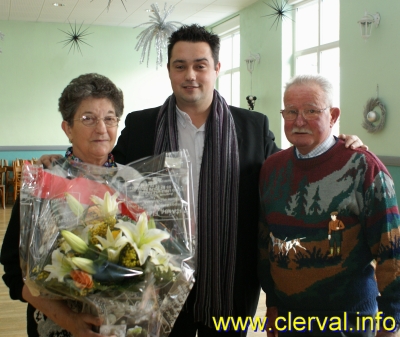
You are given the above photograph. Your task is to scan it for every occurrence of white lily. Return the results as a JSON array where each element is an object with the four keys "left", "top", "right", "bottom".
[
  {"left": 72, "top": 226, "right": 90, "bottom": 245},
  {"left": 59, "top": 240, "right": 71, "bottom": 253},
  {"left": 115, "top": 212, "right": 170, "bottom": 265},
  {"left": 95, "top": 227, "right": 128, "bottom": 262},
  {"left": 61, "top": 230, "right": 89, "bottom": 254},
  {"left": 44, "top": 249, "right": 75, "bottom": 282},
  {"left": 65, "top": 193, "right": 84, "bottom": 217},
  {"left": 150, "top": 251, "right": 181, "bottom": 272},
  {"left": 71, "top": 257, "right": 96, "bottom": 274},
  {"left": 90, "top": 191, "right": 121, "bottom": 217}
]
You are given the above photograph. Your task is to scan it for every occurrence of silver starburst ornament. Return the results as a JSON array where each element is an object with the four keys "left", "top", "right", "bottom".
[
  {"left": 0, "top": 31, "right": 4, "bottom": 53},
  {"left": 133, "top": 3, "right": 182, "bottom": 69}
]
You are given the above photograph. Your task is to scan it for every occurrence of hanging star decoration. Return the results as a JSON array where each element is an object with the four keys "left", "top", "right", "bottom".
[
  {"left": 95, "top": 0, "right": 127, "bottom": 12},
  {"left": 59, "top": 22, "right": 92, "bottom": 55},
  {"left": 262, "top": 0, "right": 294, "bottom": 30},
  {"left": 133, "top": 3, "right": 182, "bottom": 69},
  {"left": 108, "top": 0, "right": 126, "bottom": 11},
  {"left": 0, "top": 31, "right": 4, "bottom": 54}
]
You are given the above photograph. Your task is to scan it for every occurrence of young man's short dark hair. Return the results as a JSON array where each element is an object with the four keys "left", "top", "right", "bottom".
[{"left": 167, "top": 24, "right": 220, "bottom": 69}]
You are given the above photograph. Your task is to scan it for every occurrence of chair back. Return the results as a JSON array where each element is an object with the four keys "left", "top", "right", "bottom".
[
  {"left": 0, "top": 166, "right": 6, "bottom": 209},
  {"left": 13, "top": 159, "right": 23, "bottom": 167},
  {"left": 0, "top": 166, "right": 6, "bottom": 185},
  {"left": 12, "top": 165, "right": 23, "bottom": 202}
]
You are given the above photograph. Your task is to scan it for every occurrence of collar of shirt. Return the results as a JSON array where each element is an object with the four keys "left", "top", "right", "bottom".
[
  {"left": 295, "top": 135, "right": 337, "bottom": 159},
  {"left": 176, "top": 106, "right": 206, "bottom": 131}
]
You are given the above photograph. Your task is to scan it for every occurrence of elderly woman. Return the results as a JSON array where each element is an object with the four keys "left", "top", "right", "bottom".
[{"left": 1, "top": 73, "right": 123, "bottom": 337}]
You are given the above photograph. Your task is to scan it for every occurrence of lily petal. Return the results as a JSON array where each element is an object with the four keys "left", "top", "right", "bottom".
[
  {"left": 136, "top": 244, "right": 152, "bottom": 265},
  {"left": 136, "top": 212, "right": 148, "bottom": 238},
  {"left": 115, "top": 221, "right": 140, "bottom": 243},
  {"left": 43, "top": 249, "right": 74, "bottom": 282},
  {"left": 147, "top": 241, "right": 167, "bottom": 255},
  {"left": 140, "top": 229, "right": 170, "bottom": 246},
  {"left": 71, "top": 257, "right": 96, "bottom": 274},
  {"left": 65, "top": 193, "right": 84, "bottom": 218},
  {"left": 90, "top": 191, "right": 121, "bottom": 217}
]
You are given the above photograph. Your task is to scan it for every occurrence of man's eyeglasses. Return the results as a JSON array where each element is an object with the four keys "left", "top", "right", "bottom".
[
  {"left": 280, "top": 108, "right": 328, "bottom": 121},
  {"left": 73, "top": 114, "right": 120, "bottom": 127}
]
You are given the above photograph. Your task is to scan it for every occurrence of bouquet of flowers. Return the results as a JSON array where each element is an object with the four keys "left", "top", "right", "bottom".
[{"left": 19, "top": 151, "right": 196, "bottom": 337}]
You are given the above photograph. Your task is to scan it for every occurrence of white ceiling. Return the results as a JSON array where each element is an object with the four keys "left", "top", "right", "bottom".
[{"left": 0, "top": 0, "right": 259, "bottom": 28}]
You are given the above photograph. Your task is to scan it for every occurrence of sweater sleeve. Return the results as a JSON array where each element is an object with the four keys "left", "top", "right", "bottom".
[
  {"left": 0, "top": 198, "right": 26, "bottom": 302},
  {"left": 363, "top": 154, "right": 400, "bottom": 322}
]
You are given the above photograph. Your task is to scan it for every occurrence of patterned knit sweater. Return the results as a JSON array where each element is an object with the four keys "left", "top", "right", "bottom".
[{"left": 258, "top": 139, "right": 400, "bottom": 322}]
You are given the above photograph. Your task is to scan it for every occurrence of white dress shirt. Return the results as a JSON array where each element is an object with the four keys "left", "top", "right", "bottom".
[{"left": 176, "top": 106, "right": 205, "bottom": 209}]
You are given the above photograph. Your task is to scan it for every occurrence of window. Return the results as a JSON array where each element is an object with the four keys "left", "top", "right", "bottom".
[
  {"left": 282, "top": 0, "right": 340, "bottom": 148},
  {"left": 213, "top": 16, "right": 240, "bottom": 107},
  {"left": 294, "top": 0, "right": 340, "bottom": 105}
]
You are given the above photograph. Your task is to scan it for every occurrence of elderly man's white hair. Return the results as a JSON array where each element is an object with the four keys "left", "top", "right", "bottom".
[{"left": 284, "top": 74, "right": 334, "bottom": 108}]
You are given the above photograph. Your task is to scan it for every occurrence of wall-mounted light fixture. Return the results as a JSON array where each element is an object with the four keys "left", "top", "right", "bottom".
[
  {"left": 245, "top": 53, "right": 260, "bottom": 110},
  {"left": 357, "top": 10, "right": 380, "bottom": 40}
]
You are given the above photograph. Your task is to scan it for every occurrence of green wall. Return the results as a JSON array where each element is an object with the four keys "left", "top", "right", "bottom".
[
  {"left": 340, "top": 1, "right": 400, "bottom": 156},
  {"left": 237, "top": 0, "right": 400, "bottom": 154},
  {"left": 1, "top": 0, "right": 400, "bottom": 157},
  {"left": 235, "top": 0, "right": 400, "bottom": 195},
  {"left": 0, "top": 20, "right": 172, "bottom": 147},
  {"left": 236, "top": 0, "right": 290, "bottom": 148}
]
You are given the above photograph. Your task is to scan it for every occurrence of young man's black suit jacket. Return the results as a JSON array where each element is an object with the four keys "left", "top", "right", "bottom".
[{"left": 112, "top": 105, "right": 280, "bottom": 325}]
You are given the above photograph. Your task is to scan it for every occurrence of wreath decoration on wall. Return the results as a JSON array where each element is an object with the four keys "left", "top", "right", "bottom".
[{"left": 361, "top": 97, "right": 386, "bottom": 133}]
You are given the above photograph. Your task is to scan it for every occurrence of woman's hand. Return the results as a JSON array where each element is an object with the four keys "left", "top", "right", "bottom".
[
  {"left": 22, "top": 285, "right": 114, "bottom": 337},
  {"left": 266, "top": 306, "right": 279, "bottom": 337},
  {"left": 37, "top": 154, "right": 62, "bottom": 167}
]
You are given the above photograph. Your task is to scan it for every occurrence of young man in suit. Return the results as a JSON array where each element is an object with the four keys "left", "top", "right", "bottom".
[{"left": 112, "top": 25, "right": 365, "bottom": 336}]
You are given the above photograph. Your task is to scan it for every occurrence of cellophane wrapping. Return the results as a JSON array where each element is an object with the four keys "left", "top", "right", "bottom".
[{"left": 19, "top": 150, "right": 196, "bottom": 337}]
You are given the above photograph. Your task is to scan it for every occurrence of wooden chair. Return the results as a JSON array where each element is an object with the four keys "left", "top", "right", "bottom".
[
  {"left": 0, "top": 159, "right": 8, "bottom": 168},
  {"left": 0, "top": 166, "right": 6, "bottom": 209},
  {"left": 4, "top": 162, "right": 14, "bottom": 204},
  {"left": 12, "top": 164, "right": 23, "bottom": 202}
]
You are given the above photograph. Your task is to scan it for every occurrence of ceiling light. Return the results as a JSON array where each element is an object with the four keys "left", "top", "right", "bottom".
[{"left": 53, "top": 3, "right": 65, "bottom": 6}]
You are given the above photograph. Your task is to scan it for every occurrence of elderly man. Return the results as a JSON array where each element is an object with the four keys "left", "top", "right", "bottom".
[{"left": 259, "top": 74, "right": 400, "bottom": 337}]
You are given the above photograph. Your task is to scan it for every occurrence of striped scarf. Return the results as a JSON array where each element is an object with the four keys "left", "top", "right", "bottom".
[{"left": 154, "top": 90, "right": 240, "bottom": 326}]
